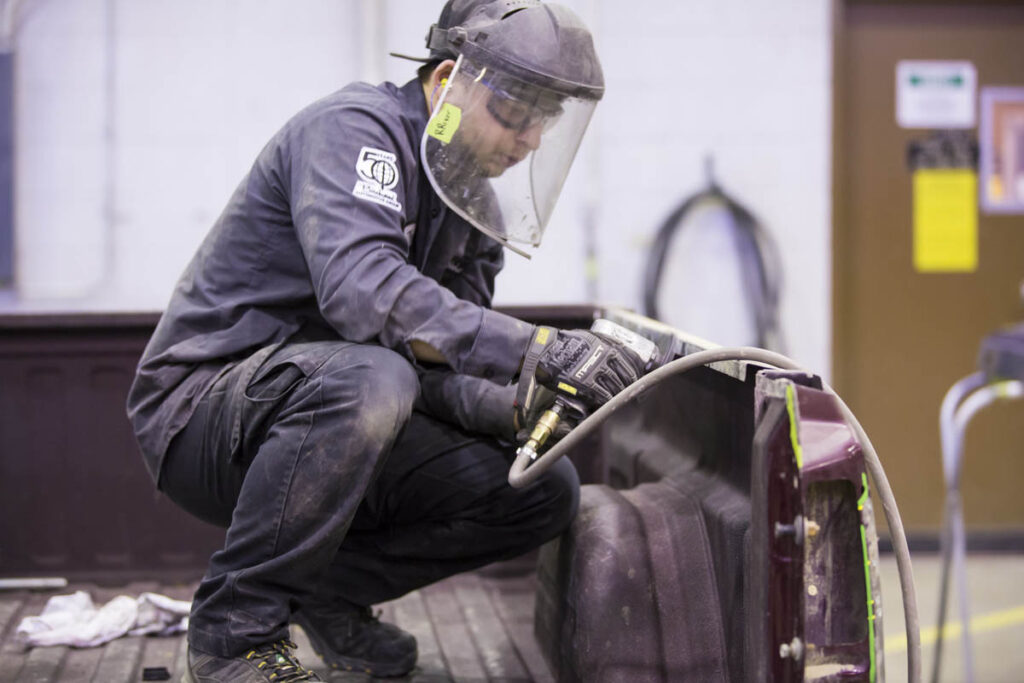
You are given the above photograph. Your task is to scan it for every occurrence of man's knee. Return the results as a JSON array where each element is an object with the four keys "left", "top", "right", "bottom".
[
  {"left": 484, "top": 456, "right": 580, "bottom": 545},
  {"left": 315, "top": 344, "right": 419, "bottom": 448}
]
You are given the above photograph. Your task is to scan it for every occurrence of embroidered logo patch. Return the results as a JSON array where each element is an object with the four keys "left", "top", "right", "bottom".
[{"left": 353, "top": 147, "right": 402, "bottom": 212}]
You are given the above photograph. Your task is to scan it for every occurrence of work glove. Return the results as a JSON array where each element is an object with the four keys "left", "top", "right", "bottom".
[{"left": 530, "top": 327, "right": 646, "bottom": 410}]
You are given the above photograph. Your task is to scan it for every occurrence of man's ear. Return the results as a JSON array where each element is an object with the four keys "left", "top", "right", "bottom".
[{"left": 432, "top": 59, "right": 456, "bottom": 90}]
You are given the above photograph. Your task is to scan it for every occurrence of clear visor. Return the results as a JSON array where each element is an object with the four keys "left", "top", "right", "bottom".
[{"left": 421, "top": 55, "right": 598, "bottom": 257}]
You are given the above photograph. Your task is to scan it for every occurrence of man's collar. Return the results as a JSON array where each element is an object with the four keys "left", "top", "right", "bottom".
[{"left": 398, "top": 77, "right": 430, "bottom": 131}]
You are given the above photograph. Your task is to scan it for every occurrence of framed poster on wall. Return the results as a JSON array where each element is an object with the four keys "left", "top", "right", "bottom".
[{"left": 980, "top": 87, "right": 1024, "bottom": 214}]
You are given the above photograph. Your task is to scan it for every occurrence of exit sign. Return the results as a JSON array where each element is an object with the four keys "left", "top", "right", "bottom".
[{"left": 896, "top": 61, "right": 977, "bottom": 129}]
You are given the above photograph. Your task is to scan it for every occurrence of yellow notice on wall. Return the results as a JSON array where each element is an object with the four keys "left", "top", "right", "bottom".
[{"left": 913, "top": 169, "right": 978, "bottom": 272}]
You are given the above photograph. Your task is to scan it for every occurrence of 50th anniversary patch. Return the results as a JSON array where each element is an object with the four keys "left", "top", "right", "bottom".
[{"left": 353, "top": 146, "right": 402, "bottom": 212}]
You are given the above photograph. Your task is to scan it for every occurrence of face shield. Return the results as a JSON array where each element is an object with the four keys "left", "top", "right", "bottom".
[{"left": 421, "top": 54, "right": 599, "bottom": 257}]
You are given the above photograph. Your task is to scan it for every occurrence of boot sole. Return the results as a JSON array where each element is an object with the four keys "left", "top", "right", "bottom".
[{"left": 293, "top": 613, "right": 416, "bottom": 678}]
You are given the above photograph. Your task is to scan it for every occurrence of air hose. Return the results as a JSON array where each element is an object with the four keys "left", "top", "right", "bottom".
[{"left": 509, "top": 346, "right": 922, "bottom": 683}]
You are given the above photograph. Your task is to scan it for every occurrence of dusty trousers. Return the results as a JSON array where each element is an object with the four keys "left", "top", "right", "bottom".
[{"left": 157, "top": 341, "right": 580, "bottom": 658}]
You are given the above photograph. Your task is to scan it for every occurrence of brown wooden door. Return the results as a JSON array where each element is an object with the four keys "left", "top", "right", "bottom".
[{"left": 834, "top": 3, "right": 1024, "bottom": 535}]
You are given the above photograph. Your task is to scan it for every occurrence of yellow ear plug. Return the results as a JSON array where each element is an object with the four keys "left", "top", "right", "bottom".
[{"left": 441, "top": 78, "right": 448, "bottom": 87}]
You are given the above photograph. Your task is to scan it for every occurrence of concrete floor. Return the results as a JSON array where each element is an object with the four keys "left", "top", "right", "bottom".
[{"left": 879, "top": 552, "right": 1024, "bottom": 683}]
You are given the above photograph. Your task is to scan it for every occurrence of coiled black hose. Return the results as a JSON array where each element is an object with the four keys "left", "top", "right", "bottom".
[{"left": 643, "top": 185, "right": 786, "bottom": 353}]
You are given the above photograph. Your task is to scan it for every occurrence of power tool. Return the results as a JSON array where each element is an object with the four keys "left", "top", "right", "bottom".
[{"left": 516, "top": 319, "right": 661, "bottom": 461}]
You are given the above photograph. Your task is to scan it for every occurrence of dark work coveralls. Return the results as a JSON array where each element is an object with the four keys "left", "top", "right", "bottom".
[{"left": 126, "top": 78, "right": 580, "bottom": 658}]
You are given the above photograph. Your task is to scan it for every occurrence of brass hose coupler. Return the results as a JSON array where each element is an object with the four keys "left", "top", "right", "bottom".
[{"left": 516, "top": 404, "right": 564, "bottom": 460}]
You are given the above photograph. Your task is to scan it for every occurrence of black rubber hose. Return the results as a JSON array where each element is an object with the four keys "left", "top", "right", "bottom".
[
  {"left": 642, "top": 190, "right": 711, "bottom": 320},
  {"left": 642, "top": 190, "right": 786, "bottom": 353}
]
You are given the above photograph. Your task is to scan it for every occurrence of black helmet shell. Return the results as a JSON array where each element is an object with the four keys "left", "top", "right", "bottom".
[{"left": 428, "top": 1, "right": 604, "bottom": 100}]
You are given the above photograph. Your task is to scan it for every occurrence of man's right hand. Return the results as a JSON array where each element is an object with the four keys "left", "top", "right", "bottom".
[{"left": 533, "top": 328, "right": 646, "bottom": 409}]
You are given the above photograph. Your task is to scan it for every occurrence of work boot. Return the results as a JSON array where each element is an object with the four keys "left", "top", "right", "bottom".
[
  {"left": 293, "top": 599, "right": 417, "bottom": 677},
  {"left": 181, "top": 639, "right": 322, "bottom": 682}
]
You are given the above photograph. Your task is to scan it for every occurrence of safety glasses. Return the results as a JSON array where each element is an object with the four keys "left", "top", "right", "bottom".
[{"left": 480, "top": 77, "right": 564, "bottom": 133}]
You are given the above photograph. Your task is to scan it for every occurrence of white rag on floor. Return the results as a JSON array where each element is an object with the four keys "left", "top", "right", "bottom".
[{"left": 15, "top": 590, "right": 191, "bottom": 648}]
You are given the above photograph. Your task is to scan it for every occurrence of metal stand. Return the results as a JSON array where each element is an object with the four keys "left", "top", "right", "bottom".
[{"left": 932, "top": 372, "right": 1023, "bottom": 683}]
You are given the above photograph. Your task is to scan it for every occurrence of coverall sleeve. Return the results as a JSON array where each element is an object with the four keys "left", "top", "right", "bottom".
[
  {"left": 445, "top": 236, "right": 504, "bottom": 308},
  {"left": 285, "top": 104, "right": 533, "bottom": 383}
]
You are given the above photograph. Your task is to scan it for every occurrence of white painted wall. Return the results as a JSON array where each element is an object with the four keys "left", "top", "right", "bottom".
[
  {"left": 4, "top": 0, "right": 832, "bottom": 375},
  {"left": 13, "top": 0, "right": 361, "bottom": 306}
]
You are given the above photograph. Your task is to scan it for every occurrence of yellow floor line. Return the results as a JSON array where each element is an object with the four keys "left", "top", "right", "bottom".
[{"left": 885, "top": 605, "right": 1024, "bottom": 653}]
